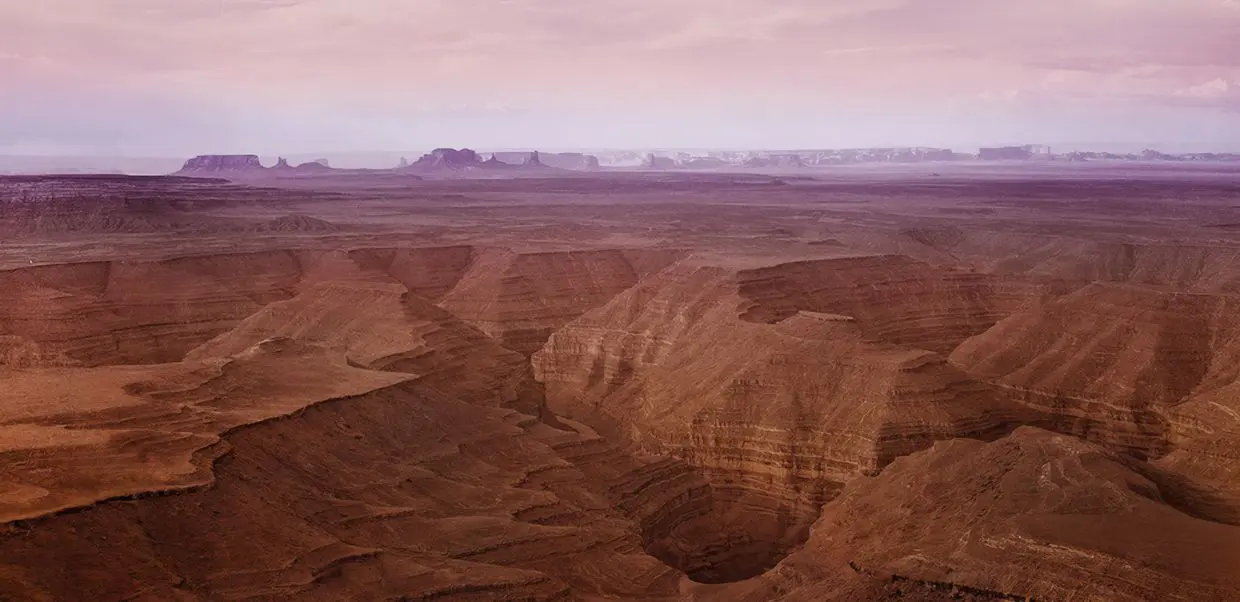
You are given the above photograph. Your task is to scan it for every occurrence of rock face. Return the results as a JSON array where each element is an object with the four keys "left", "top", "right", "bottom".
[
  {"left": 438, "top": 249, "right": 682, "bottom": 355},
  {"left": 533, "top": 258, "right": 1044, "bottom": 581},
  {"left": 722, "top": 428, "right": 1240, "bottom": 602},
  {"left": 176, "top": 154, "right": 267, "bottom": 174}
]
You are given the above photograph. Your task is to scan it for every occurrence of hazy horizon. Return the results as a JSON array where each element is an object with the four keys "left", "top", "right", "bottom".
[{"left": 4, "top": 0, "right": 1240, "bottom": 156}]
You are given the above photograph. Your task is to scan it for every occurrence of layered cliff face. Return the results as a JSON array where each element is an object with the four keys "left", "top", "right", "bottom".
[
  {"left": 534, "top": 259, "right": 1038, "bottom": 581},
  {"left": 0, "top": 247, "right": 483, "bottom": 367},
  {"left": 186, "top": 281, "right": 545, "bottom": 413},
  {"left": 736, "top": 255, "right": 1061, "bottom": 354},
  {"left": 950, "top": 283, "right": 1240, "bottom": 458},
  {"left": 717, "top": 428, "right": 1240, "bottom": 602},
  {"left": 0, "top": 252, "right": 308, "bottom": 366},
  {"left": 438, "top": 248, "right": 682, "bottom": 355}
]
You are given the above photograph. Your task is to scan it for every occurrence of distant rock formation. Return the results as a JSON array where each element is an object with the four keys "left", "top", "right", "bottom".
[
  {"left": 681, "top": 157, "right": 729, "bottom": 169},
  {"left": 177, "top": 155, "right": 266, "bottom": 174},
  {"left": 977, "top": 145, "right": 1051, "bottom": 160},
  {"left": 408, "top": 148, "right": 483, "bottom": 171},
  {"left": 643, "top": 153, "right": 676, "bottom": 169},
  {"left": 489, "top": 152, "right": 600, "bottom": 170},
  {"left": 272, "top": 157, "right": 292, "bottom": 170},
  {"left": 397, "top": 156, "right": 409, "bottom": 168},
  {"left": 294, "top": 160, "right": 332, "bottom": 172},
  {"left": 525, "top": 151, "right": 543, "bottom": 167},
  {"left": 743, "top": 154, "right": 806, "bottom": 168},
  {"left": 312, "top": 158, "right": 331, "bottom": 168},
  {"left": 481, "top": 154, "right": 516, "bottom": 169}
]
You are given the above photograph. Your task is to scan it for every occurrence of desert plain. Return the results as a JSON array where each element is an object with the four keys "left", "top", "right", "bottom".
[{"left": 0, "top": 159, "right": 1239, "bottom": 601}]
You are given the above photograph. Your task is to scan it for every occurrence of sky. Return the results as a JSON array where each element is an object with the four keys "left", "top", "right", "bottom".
[{"left": 2, "top": 0, "right": 1240, "bottom": 156}]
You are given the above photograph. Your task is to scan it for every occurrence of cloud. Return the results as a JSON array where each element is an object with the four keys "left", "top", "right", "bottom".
[{"left": 2, "top": 0, "right": 1240, "bottom": 151}]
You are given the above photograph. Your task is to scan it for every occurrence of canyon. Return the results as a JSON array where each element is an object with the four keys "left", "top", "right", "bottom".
[{"left": 0, "top": 163, "right": 1239, "bottom": 600}]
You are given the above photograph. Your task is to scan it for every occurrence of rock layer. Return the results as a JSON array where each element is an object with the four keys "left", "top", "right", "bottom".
[
  {"left": 718, "top": 428, "right": 1240, "bottom": 601},
  {"left": 535, "top": 260, "right": 1036, "bottom": 580},
  {"left": 439, "top": 248, "right": 682, "bottom": 355}
]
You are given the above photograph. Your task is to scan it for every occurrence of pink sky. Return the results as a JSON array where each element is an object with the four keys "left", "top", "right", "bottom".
[{"left": 2, "top": 0, "right": 1240, "bottom": 155}]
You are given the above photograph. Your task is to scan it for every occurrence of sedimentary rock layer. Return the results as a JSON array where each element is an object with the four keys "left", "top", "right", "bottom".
[
  {"left": 439, "top": 248, "right": 681, "bottom": 355},
  {"left": 717, "top": 428, "right": 1240, "bottom": 602}
]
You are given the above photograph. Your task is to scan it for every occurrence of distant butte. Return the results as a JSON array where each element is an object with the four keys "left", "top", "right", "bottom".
[{"left": 176, "top": 154, "right": 266, "bottom": 174}]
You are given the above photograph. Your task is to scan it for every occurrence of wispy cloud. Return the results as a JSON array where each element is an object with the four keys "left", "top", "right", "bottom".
[{"left": 1, "top": 0, "right": 1239, "bottom": 152}]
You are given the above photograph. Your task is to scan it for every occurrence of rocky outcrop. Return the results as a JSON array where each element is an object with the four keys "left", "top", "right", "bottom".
[
  {"left": 950, "top": 283, "right": 1240, "bottom": 458},
  {"left": 534, "top": 259, "right": 1037, "bottom": 581},
  {"left": 272, "top": 157, "right": 292, "bottom": 170},
  {"left": 176, "top": 154, "right": 267, "bottom": 174},
  {"left": 723, "top": 427, "right": 1240, "bottom": 601}
]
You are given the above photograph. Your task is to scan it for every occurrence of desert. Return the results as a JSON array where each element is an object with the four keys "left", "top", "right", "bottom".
[{"left": 0, "top": 157, "right": 1236, "bottom": 601}]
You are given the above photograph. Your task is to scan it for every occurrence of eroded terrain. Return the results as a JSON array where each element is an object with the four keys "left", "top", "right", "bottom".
[{"left": 1, "top": 165, "right": 1239, "bottom": 600}]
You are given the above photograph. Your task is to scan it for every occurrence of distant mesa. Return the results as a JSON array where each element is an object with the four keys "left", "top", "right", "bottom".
[
  {"left": 177, "top": 154, "right": 267, "bottom": 174},
  {"left": 397, "top": 156, "right": 409, "bottom": 168},
  {"left": 175, "top": 154, "right": 335, "bottom": 177},
  {"left": 643, "top": 153, "right": 676, "bottom": 169},
  {"left": 743, "top": 154, "right": 806, "bottom": 168},
  {"left": 977, "top": 144, "right": 1052, "bottom": 161},
  {"left": 489, "top": 151, "right": 600, "bottom": 170},
  {"left": 403, "top": 148, "right": 483, "bottom": 172},
  {"left": 405, "top": 148, "right": 600, "bottom": 173}
]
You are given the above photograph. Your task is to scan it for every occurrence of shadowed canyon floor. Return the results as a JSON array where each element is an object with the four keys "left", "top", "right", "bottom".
[{"left": 1, "top": 165, "right": 1239, "bottom": 600}]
